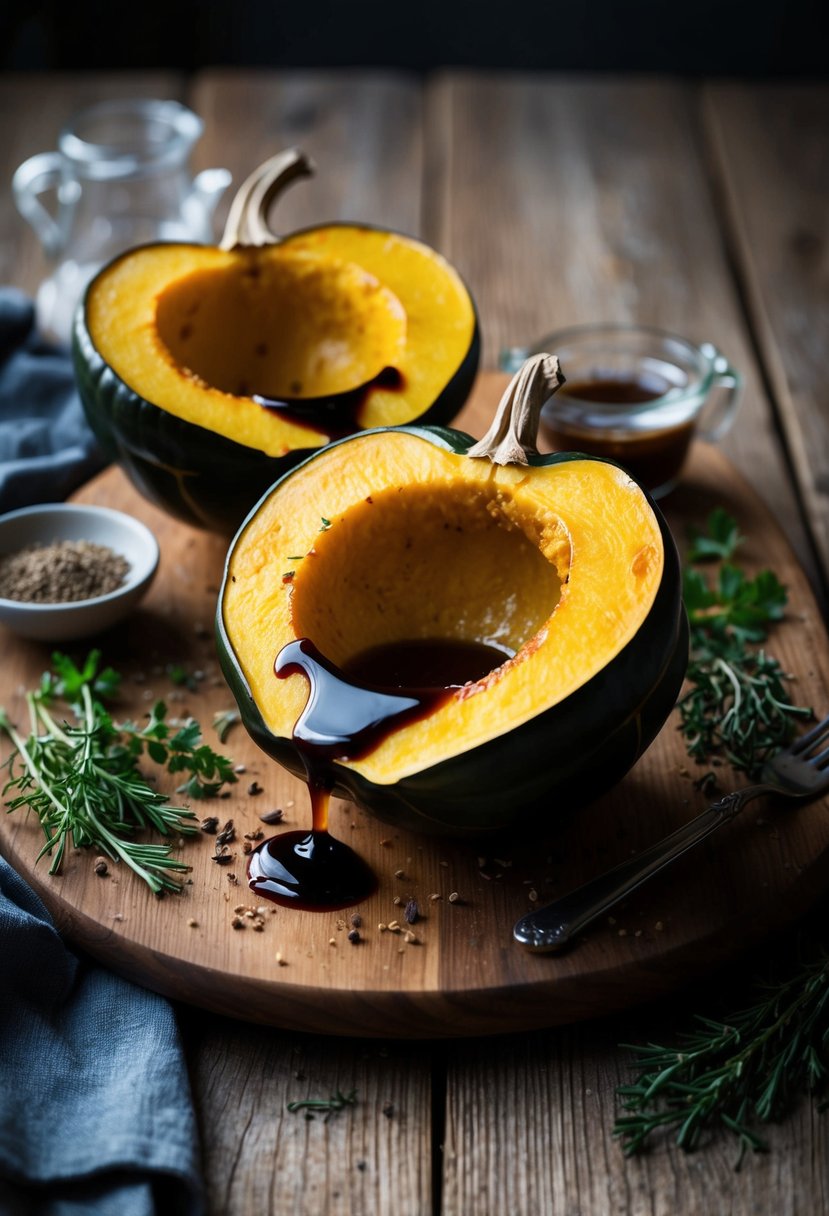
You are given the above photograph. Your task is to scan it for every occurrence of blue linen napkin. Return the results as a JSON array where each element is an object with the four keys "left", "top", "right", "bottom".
[
  {"left": 0, "top": 290, "right": 204, "bottom": 1215},
  {"left": 0, "top": 288, "right": 105, "bottom": 512}
]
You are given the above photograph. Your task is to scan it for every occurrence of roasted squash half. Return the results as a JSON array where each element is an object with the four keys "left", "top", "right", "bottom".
[
  {"left": 217, "top": 358, "right": 688, "bottom": 836},
  {"left": 72, "top": 152, "right": 479, "bottom": 532}
]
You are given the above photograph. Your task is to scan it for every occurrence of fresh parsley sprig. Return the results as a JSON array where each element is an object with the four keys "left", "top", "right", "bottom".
[{"left": 0, "top": 651, "right": 237, "bottom": 894}]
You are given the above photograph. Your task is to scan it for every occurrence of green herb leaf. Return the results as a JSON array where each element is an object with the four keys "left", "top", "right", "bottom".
[
  {"left": 687, "top": 507, "right": 743, "bottom": 562},
  {"left": 213, "top": 707, "right": 241, "bottom": 743},
  {"left": 615, "top": 942, "right": 829, "bottom": 1163},
  {"left": 0, "top": 653, "right": 237, "bottom": 894}
]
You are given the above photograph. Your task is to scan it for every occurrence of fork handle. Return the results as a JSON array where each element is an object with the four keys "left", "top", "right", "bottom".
[{"left": 513, "top": 785, "right": 769, "bottom": 952}]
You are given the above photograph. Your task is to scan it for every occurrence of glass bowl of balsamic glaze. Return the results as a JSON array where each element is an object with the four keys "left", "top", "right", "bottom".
[{"left": 501, "top": 323, "right": 742, "bottom": 498}]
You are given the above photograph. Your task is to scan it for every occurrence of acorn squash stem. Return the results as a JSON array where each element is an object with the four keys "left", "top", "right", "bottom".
[
  {"left": 467, "top": 353, "right": 565, "bottom": 466},
  {"left": 219, "top": 148, "right": 315, "bottom": 250}
]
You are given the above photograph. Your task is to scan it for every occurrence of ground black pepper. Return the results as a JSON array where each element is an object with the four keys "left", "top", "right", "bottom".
[{"left": 0, "top": 540, "right": 129, "bottom": 603}]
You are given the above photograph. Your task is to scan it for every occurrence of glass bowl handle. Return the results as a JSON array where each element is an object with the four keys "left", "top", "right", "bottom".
[{"left": 698, "top": 344, "right": 743, "bottom": 442}]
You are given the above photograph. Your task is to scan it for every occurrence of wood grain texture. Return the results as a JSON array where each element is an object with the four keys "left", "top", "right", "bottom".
[
  {"left": 1, "top": 373, "right": 828, "bottom": 1039},
  {"left": 189, "top": 69, "right": 423, "bottom": 240},
  {"left": 0, "top": 72, "right": 184, "bottom": 296},
  {"left": 702, "top": 84, "right": 829, "bottom": 588},
  {"left": 422, "top": 73, "right": 817, "bottom": 584},
  {"left": 183, "top": 1012, "right": 433, "bottom": 1216},
  {"left": 442, "top": 1010, "right": 829, "bottom": 1216}
]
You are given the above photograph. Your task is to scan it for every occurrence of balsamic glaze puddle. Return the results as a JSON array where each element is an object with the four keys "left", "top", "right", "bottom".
[
  {"left": 253, "top": 366, "right": 404, "bottom": 441},
  {"left": 247, "top": 636, "right": 514, "bottom": 911}
]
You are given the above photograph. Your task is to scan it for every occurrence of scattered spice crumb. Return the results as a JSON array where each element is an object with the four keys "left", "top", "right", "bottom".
[
  {"left": 528, "top": 889, "right": 539, "bottom": 902},
  {"left": 260, "top": 808, "right": 284, "bottom": 825},
  {"left": 404, "top": 898, "right": 419, "bottom": 924},
  {"left": 392, "top": 895, "right": 402, "bottom": 906},
  {"left": 187, "top": 918, "right": 199, "bottom": 928},
  {"left": 394, "top": 869, "right": 405, "bottom": 879},
  {"left": 242, "top": 840, "right": 253, "bottom": 854},
  {"left": 448, "top": 892, "right": 461, "bottom": 904},
  {"left": 378, "top": 923, "right": 387, "bottom": 932},
  {"left": 382, "top": 1102, "right": 394, "bottom": 1119},
  {"left": 212, "top": 847, "right": 233, "bottom": 865},
  {"left": 618, "top": 928, "right": 628, "bottom": 937},
  {"left": 216, "top": 820, "right": 235, "bottom": 845},
  {"left": 403, "top": 930, "right": 418, "bottom": 944},
  {"left": 244, "top": 829, "right": 264, "bottom": 842},
  {"left": 379, "top": 838, "right": 391, "bottom": 847},
  {"left": 634, "top": 929, "right": 643, "bottom": 937},
  {"left": 248, "top": 781, "right": 263, "bottom": 796},
  {"left": 429, "top": 893, "right": 442, "bottom": 903},
  {"left": 350, "top": 913, "right": 362, "bottom": 928},
  {"left": 329, "top": 937, "right": 337, "bottom": 946},
  {"left": 233, "top": 763, "right": 247, "bottom": 774},
  {"left": 387, "top": 920, "right": 401, "bottom": 932},
  {"left": 276, "top": 953, "right": 287, "bottom": 966},
  {"left": 227, "top": 873, "right": 239, "bottom": 885},
  {"left": 231, "top": 916, "right": 245, "bottom": 929},
  {"left": 93, "top": 857, "right": 108, "bottom": 876},
  {"left": 347, "top": 929, "right": 361, "bottom": 944},
  {"left": 439, "top": 860, "right": 449, "bottom": 868},
  {"left": 655, "top": 920, "right": 664, "bottom": 931}
]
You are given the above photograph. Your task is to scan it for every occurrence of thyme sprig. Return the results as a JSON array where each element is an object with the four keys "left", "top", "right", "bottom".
[
  {"left": 615, "top": 942, "right": 829, "bottom": 1164},
  {"left": 677, "top": 510, "right": 811, "bottom": 779},
  {"left": 1, "top": 651, "right": 236, "bottom": 894}
]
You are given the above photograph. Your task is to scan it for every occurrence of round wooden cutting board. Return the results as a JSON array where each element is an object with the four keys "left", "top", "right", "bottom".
[{"left": 2, "top": 375, "right": 829, "bottom": 1038}]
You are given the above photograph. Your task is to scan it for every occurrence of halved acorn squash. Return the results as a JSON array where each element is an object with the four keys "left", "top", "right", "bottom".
[
  {"left": 217, "top": 356, "right": 688, "bottom": 836},
  {"left": 72, "top": 151, "right": 479, "bottom": 532}
]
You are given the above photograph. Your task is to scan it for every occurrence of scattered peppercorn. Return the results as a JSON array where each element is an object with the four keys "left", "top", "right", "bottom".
[
  {"left": 350, "top": 913, "right": 362, "bottom": 928},
  {"left": 93, "top": 857, "right": 108, "bottom": 876},
  {"left": 347, "top": 929, "right": 361, "bottom": 944}
]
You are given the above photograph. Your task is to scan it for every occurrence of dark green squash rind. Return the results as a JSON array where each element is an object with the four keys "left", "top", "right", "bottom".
[
  {"left": 71, "top": 237, "right": 480, "bottom": 534},
  {"left": 216, "top": 428, "right": 688, "bottom": 837}
]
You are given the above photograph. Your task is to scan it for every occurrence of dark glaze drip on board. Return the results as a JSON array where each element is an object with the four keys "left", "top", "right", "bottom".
[{"left": 247, "top": 636, "right": 513, "bottom": 911}]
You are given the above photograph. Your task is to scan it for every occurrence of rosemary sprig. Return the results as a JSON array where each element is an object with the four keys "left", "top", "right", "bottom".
[
  {"left": 615, "top": 942, "right": 829, "bottom": 1165},
  {"left": 677, "top": 510, "right": 812, "bottom": 779},
  {"left": 0, "top": 651, "right": 236, "bottom": 895}
]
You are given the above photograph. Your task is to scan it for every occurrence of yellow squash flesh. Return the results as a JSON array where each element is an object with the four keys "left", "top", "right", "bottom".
[
  {"left": 85, "top": 227, "right": 477, "bottom": 454},
  {"left": 222, "top": 429, "right": 664, "bottom": 786}
]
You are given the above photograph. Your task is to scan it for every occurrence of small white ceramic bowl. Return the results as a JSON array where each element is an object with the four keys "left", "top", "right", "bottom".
[{"left": 0, "top": 504, "right": 159, "bottom": 642}]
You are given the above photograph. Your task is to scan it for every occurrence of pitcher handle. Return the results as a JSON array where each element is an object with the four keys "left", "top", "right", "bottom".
[
  {"left": 12, "top": 152, "right": 74, "bottom": 258},
  {"left": 697, "top": 343, "right": 743, "bottom": 442}
]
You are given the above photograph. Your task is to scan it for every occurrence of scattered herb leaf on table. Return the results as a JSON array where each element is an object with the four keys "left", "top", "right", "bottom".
[{"left": 0, "top": 650, "right": 236, "bottom": 895}]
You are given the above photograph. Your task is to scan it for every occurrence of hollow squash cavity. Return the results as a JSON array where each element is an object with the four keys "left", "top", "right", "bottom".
[
  {"left": 291, "top": 483, "right": 563, "bottom": 667},
  {"left": 221, "top": 429, "right": 665, "bottom": 786},
  {"left": 155, "top": 253, "right": 407, "bottom": 399}
]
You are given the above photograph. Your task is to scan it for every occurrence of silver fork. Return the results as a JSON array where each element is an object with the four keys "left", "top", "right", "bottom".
[{"left": 513, "top": 710, "right": 829, "bottom": 952}]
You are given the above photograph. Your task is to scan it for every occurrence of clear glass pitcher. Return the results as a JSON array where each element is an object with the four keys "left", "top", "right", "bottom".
[{"left": 13, "top": 98, "right": 231, "bottom": 344}]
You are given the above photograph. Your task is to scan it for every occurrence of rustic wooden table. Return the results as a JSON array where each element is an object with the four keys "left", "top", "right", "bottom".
[{"left": 1, "top": 70, "right": 827, "bottom": 1215}]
